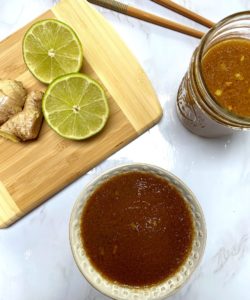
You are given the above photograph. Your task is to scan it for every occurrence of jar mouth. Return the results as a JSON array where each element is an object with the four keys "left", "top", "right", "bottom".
[{"left": 196, "top": 11, "right": 250, "bottom": 127}]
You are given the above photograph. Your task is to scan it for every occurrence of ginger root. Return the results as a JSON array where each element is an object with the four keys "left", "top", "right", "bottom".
[
  {"left": 0, "top": 91, "right": 43, "bottom": 142},
  {"left": 0, "top": 80, "right": 27, "bottom": 125}
]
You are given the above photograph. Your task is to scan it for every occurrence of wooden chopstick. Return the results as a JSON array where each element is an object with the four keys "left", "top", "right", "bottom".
[
  {"left": 87, "top": 0, "right": 204, "bottom": 39},
  {"left": 151, "top": 0, "right": 214, "bottom": 28}
]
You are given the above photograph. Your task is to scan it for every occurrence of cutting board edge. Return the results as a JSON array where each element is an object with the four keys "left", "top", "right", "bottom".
[
  {"left": 0, "top": 181, "right": 22, "bottom": 228},
  {"left": 136, "top": 109, "right": 163, "bottom": 134},
  {"left": 0, "top": 10, "right": 52, "bottom": 45}
]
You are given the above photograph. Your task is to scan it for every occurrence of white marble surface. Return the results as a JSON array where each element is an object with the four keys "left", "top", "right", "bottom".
[{"left": 1, "top": 0, "right": 250, "bottom": 299}]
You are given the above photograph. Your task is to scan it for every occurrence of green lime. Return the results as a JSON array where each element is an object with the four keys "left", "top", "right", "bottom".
[
  {"left": 23, "top": 19, "right": 83, "bottom": 84},
  {"left": 42, "top": 73, "right": 109, "bottom": 140}
]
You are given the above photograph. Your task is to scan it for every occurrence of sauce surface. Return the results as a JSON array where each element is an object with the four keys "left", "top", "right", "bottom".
[
  {"left": 81, "top": 171, "right": 194, "bottom": 287},
  {"left": 202, "top": 38, "right": 250, "bottom": 118}
]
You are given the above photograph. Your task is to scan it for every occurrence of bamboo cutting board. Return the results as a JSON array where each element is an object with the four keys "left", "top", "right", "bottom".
[{"left": 0, "top": 0, "right": 162, "bottom": 228}]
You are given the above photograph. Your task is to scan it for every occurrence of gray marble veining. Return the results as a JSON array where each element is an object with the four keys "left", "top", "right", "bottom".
[{"left": 0, "top": 0, "right": 250, "bottom": 299}]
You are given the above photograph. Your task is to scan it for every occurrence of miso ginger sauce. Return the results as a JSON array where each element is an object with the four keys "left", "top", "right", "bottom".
[
  {"left": 202, "top": 38, "right": 250, "bottom": 118},
  {"left": 81, "top": 171, "right": 194, "bottom": 287}
]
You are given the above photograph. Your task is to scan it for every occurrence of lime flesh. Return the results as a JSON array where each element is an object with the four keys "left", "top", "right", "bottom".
[
  {"left": 23, "top": 19, "right": 83, "bottom": 84},
  {"left": 42, "top": 73, "right": 109, "bottom": 140}
]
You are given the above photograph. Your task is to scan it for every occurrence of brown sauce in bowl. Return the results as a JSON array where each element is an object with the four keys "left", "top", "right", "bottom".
[
  {"left": 80, "top": 171, "right": 194, "bottom": 287},
  {"left": 202, "top": 38, "right": 250, "bottom": 118}
]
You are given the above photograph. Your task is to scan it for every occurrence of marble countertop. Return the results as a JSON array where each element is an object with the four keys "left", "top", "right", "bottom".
[{"left": 1, "top": 0, "right": 250, "bottom": 299}]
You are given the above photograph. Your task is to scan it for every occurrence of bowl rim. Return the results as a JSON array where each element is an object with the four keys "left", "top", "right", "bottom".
[{"left": 69, "top": 163, "right": 207, "bottom": 300}]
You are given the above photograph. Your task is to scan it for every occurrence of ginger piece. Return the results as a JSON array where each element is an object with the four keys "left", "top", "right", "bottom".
[
  {"left": 0, "top": 80, "right": 27, "bottom": 125},
  {"left": 0, "top": 91, "right": 43, "bottom": 142},
  {"left": 215, "top": 89, "right": 223, "bottom": 96}
]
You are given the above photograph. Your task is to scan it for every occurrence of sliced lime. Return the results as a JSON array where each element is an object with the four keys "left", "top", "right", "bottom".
[
  {"left": 42, "top": 73, "right": 109, "bottom": 140},
  {"left": 23, "top": 19, "right": 83, "bottom": 84}
]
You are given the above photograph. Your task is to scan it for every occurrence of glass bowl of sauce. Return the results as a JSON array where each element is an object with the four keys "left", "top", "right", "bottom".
[
  {"left": 177, "top": 11, "right": 250, "bottom": 137},
  {"left": 70, "top": 164, "right": 206, "bottom": 299}
]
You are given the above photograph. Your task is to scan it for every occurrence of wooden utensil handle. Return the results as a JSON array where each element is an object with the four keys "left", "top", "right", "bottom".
[
  {"left": 151, "top": 0, "right": 214, "bottom": 28},
  {"left": 88, "top": 0, "right": 127, "bottom": 13},
  {"left": 88, "top": 0, "right": 204, "bottom": 38}
]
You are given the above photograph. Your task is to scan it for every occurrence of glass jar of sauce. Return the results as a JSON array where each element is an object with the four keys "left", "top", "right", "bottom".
[{"left": 177, "top": 12, "right": 250, "bottom": 137}]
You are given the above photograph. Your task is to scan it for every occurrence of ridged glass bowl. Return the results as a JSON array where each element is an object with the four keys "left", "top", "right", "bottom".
[{"left": 69, "top": 163, "right": 206, "bottom": 300}]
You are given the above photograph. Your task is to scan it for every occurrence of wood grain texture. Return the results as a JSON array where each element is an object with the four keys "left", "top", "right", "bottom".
[
  {"left": 151, "top": 0, "right": 214, "bottom": 28},
  {"left": 0, "top": 182, "right": 21, "bottom": 228},
  {"left": 0, "top": 0, "right": 162, "bottom": 228}
]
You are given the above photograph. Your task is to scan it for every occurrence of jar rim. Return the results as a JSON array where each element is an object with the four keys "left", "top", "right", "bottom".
[{"left": 196, "top": 11, "right": 250, "bottom": 127}]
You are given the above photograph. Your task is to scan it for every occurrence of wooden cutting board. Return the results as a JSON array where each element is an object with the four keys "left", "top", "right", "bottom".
[{"left": 0, "top": 0, "right": 162, "bottom": 228}]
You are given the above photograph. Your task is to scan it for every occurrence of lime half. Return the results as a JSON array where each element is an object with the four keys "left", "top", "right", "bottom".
[
  {"left": 42, "top": 73, "right": 109, "bottom": 140},
  {"left": 23, "top": 19, "right": 83, "bottom": 84}
]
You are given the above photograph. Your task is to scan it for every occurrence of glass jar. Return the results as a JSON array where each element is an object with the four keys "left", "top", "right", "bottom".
[{"left": 176, "top": 12, "right": 250, "bottom": 137}]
